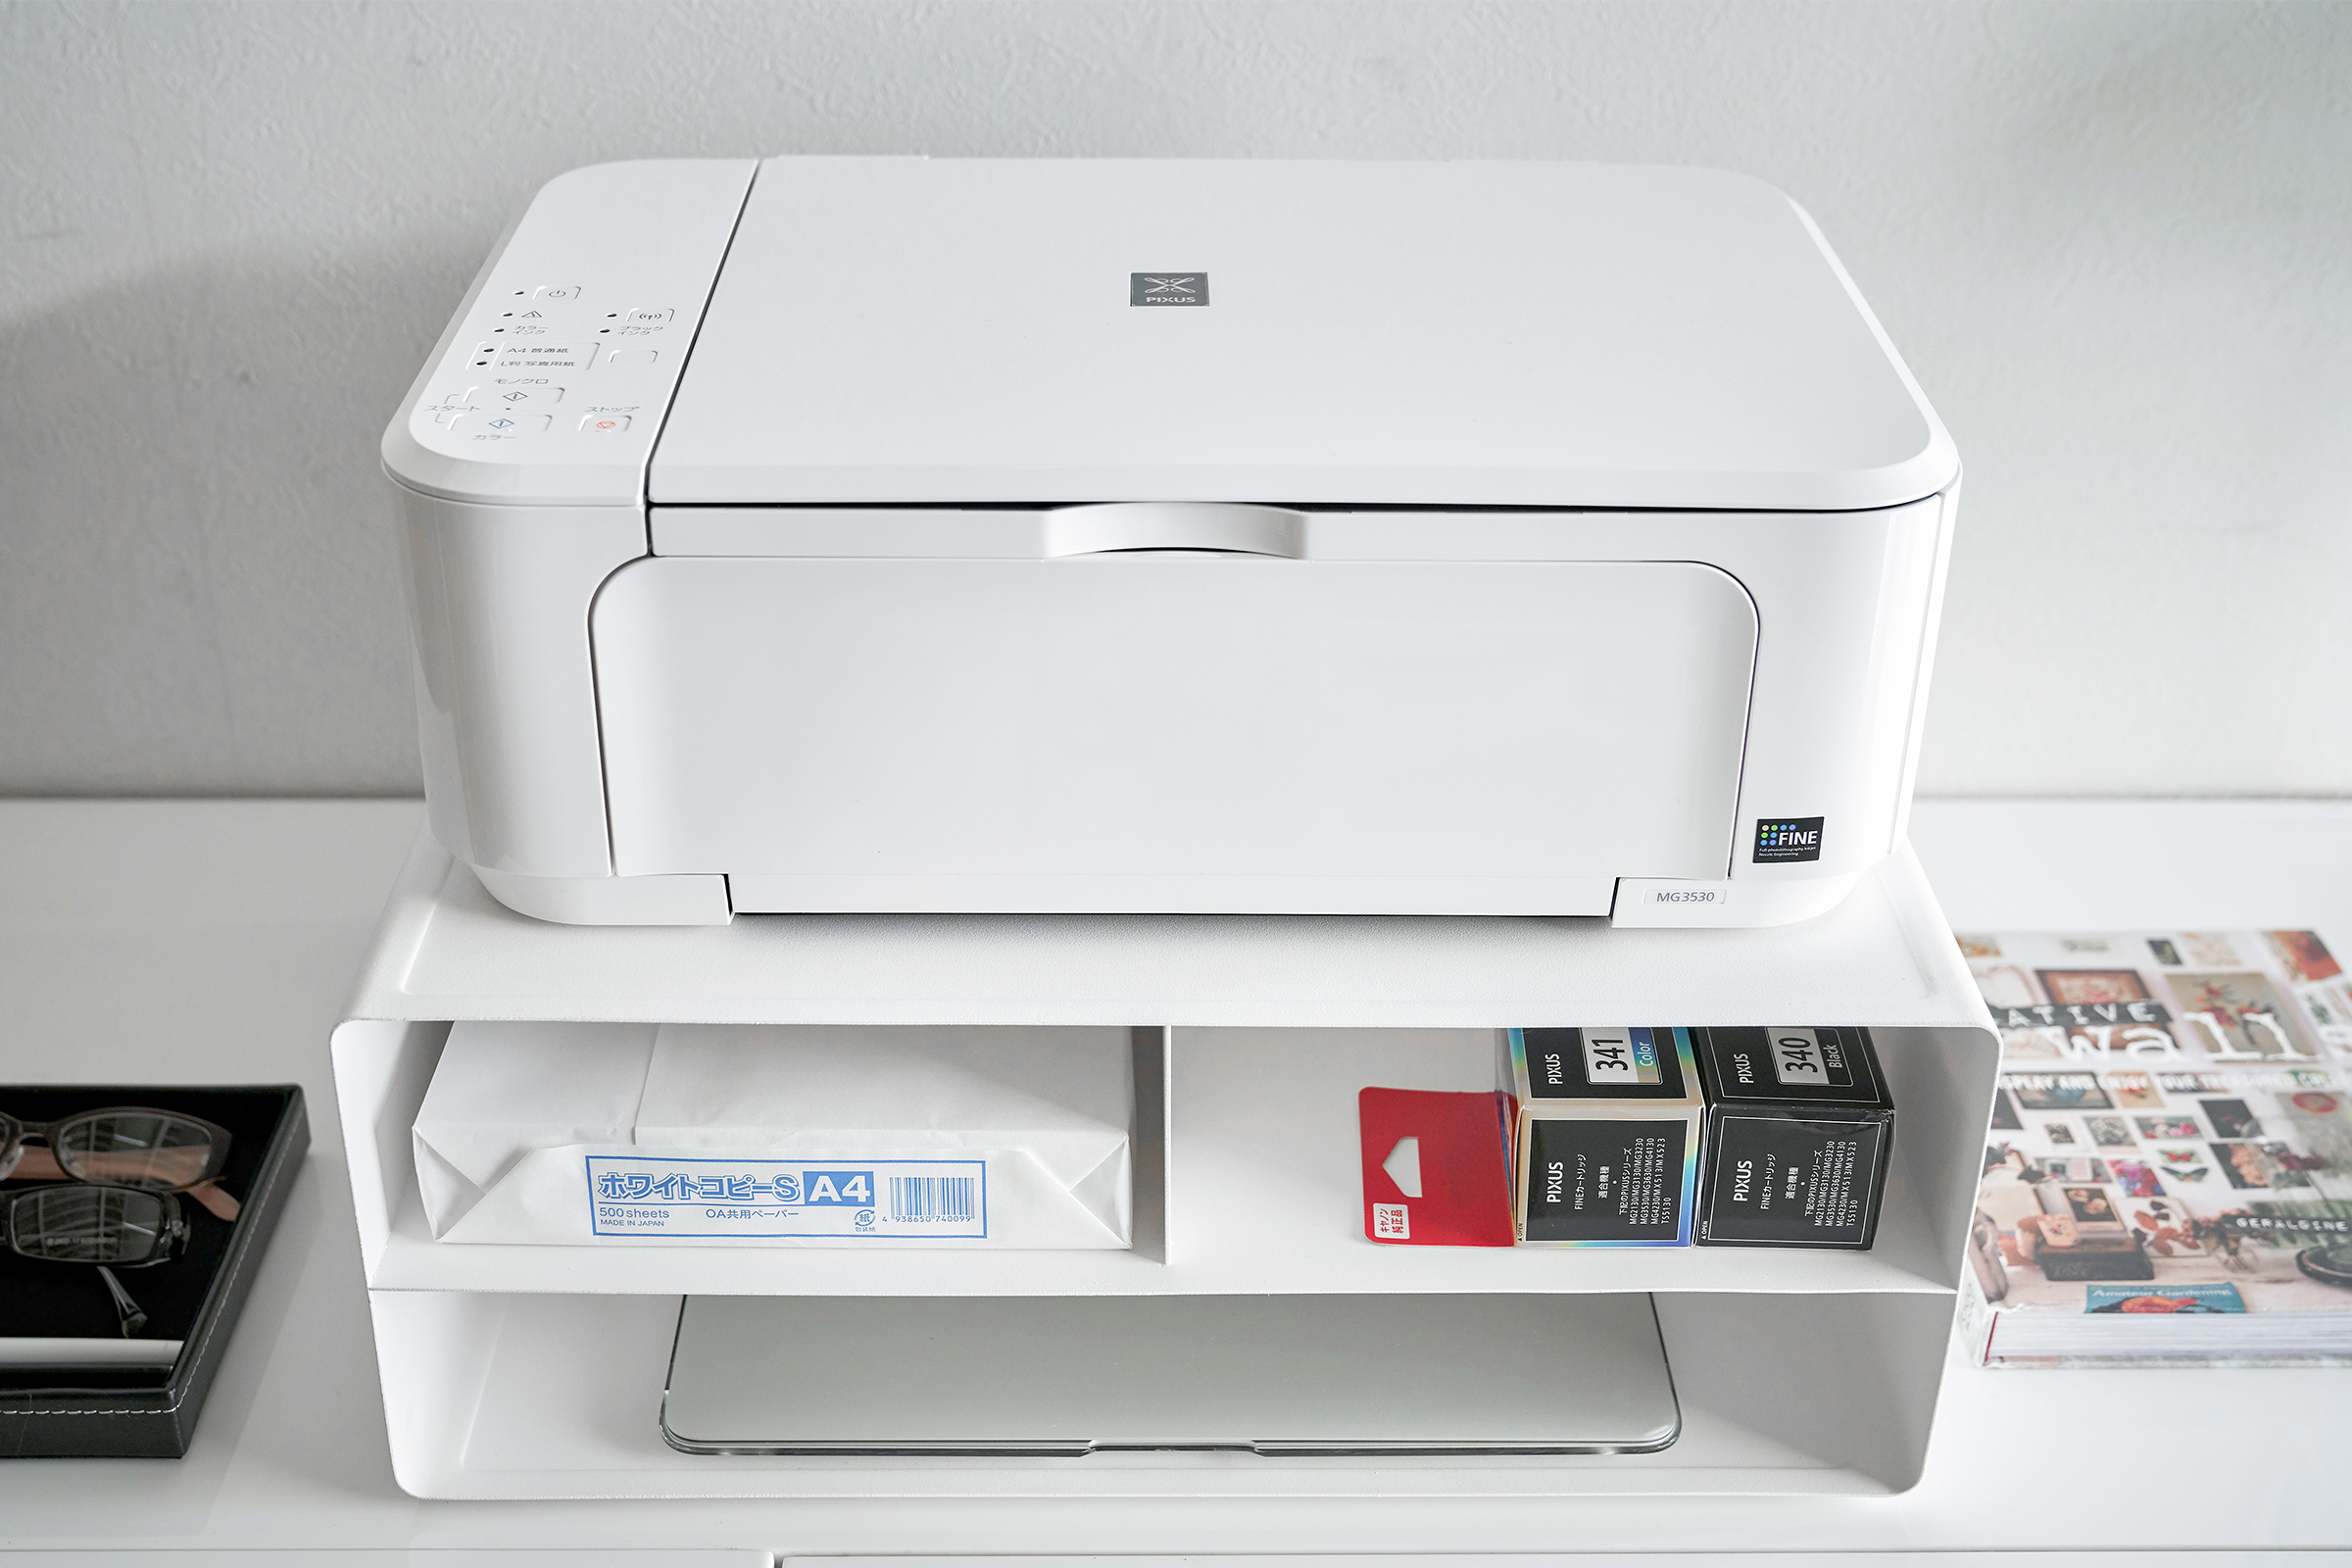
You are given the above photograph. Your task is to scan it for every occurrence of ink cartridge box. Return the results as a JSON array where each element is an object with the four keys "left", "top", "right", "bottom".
[
  {"left": 1498, "top": 1027, "right": 1704, "bottom": 1247},
  {"left": 1690, "top": 1026, "right": 1893, "bottom": 1249}
]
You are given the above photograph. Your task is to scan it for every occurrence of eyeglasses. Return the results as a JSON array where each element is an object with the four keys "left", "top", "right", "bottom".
[
  {"left": 2, "top": 1186, "right": 190, "bottom": 1338},
  {"left": 0, "top": 1107, "right": 239, "bottom": 1221}
]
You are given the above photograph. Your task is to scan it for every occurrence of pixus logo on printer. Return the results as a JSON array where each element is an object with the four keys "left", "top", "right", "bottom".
[
  {"left": 1130, "top": 272, "right": 1207, "bottom": 306},
  {"left": 382, "top": 158, "right": 1960, "bottom": 929}
]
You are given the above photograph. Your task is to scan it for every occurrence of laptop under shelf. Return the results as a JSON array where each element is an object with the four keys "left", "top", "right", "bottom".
[{"left": 662, "top": 1291, "right": 1679, "bottom": 1457}]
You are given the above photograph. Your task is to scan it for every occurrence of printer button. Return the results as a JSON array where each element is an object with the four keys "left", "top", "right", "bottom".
[
  {"left": 579, "top": 415, "right": 632, "bottom": 434},
  {"left": 455, "top": 412, "right": 552, "bottom": 437},
  {"left": 603, "top": 349, "right": 659, "bottom": 369},
  {"left": 533, "top": 285, "right": 583, "bottom": 302},
  {"left": 486, "top": 385, "right": 564, "bottom": 409},
  {"left": 623, "top": 308, "right": 674, "bottom": 324}
]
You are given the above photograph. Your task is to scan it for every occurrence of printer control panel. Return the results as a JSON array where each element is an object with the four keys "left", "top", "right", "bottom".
[
  {"left": 416, "top": 288, "right": 671, "bottom": 444},
  {"left": 384, "top": 160, "right": 759, "bottom": 508}
]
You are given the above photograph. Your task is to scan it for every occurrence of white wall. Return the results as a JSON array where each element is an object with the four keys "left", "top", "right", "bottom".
[{"left": 3, "top": 1, "right": 2347, "bottom": 796}]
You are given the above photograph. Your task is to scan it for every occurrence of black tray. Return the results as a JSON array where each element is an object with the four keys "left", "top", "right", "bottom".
[{"left": 0, "top": 1084, "right": 307, "bottom": 1458}]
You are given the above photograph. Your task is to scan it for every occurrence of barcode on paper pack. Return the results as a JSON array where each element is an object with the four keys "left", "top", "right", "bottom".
[
  {"left": 585, "top": 1155, "right": 987, "bottom": 1239},
  {"left": 890, "top": 1174, "right": 977, "bottom": 1223}
]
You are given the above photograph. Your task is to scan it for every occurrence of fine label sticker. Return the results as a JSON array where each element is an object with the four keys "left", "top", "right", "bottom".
[
  {"left": 584, "top": 1155, "right": 987, "bottom": 1240},
  {"left": 1753, "top": 816, "right": 1825, "bottom": 863}
]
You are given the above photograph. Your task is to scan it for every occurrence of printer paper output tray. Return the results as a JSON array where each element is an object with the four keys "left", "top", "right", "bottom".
[{"left": 595, "top": 553, "right": 1758, "bottom": 917}]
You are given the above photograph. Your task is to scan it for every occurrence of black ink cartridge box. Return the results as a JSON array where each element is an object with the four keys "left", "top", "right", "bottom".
[
  {"left": 1690, "top": 1026, "right": 1893, "bottom": 1249},
  {"left": 1498, "top": 1027, "right": 1705, "bottom": 1248}
]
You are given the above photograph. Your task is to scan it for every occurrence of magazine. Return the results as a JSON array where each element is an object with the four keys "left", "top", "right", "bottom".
[{"left": 1956, "top": 928, "right": 2352, "bottom": 1366}]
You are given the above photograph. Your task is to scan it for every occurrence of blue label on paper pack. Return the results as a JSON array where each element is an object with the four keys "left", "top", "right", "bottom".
[
  {"left": 585, "top": 1155, "right": 987, "bottom": 1239},
  {"left": 2083, "top": 1283, "right": 2245, "bottom": 1314}
]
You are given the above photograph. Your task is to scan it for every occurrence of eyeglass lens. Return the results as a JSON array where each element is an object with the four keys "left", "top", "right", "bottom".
[
  {"left": 54, "top": 1111, "right": 218, "bottom": 1190},
  {"left": 5, "top": 1186, "right": 174, "bottom": 1265}
]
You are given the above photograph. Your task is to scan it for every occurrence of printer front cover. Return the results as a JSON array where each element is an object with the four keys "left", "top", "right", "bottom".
[{"left": 649, "top": 157, "right": 1956, "bottom": 512}]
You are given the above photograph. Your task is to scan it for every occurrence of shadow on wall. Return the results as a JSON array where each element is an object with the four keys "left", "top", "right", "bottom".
[{"left": 0, "top": 241, "right": 479, "bottom": 795}]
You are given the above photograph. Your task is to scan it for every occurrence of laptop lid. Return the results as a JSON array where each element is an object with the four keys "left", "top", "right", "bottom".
[{"left": 662, "top": 1292, "right": 1678, "bottom": 1456}]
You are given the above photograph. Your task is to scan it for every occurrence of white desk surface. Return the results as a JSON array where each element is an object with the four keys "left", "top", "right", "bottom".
[{"left": 1, "top": 797, "right": 2348, "bottom": 1561}]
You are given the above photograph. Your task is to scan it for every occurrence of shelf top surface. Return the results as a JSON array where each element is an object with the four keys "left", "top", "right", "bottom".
[{"left": 350, "top": 831, "right": 1992, "bottom": 1032}]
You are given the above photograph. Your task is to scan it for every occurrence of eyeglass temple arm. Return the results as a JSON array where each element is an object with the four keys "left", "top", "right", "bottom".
[
  {"left": 96, "top": 1266, "right": 149, "bottom": 1338},
  {"left": 7, "top": 1148, "right": 239, "bottom": 1220}
]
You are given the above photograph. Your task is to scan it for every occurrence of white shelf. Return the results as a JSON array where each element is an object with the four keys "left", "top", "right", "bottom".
[
  {"left": 342, "top": 1019, "right": 1988, "bottom": 1298},
  {"left": 331, "top": 824, "right": 1997, "bottom": 1496},
  {"left": 374, "top": 1290, "right": 1951, "bottom": 1499}
]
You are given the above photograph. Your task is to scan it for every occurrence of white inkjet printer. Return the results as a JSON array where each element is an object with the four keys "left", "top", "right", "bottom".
[{"left": 383, "top": 158, "right": 1959, "bottom": 928}]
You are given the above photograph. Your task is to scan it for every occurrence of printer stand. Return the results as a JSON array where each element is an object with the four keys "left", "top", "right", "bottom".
[{"left": 333, "top": 826, "right": 1996, "bottom": 1498}]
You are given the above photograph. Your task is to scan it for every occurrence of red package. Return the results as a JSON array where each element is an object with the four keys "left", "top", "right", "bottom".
[{"left": 1357, "top": 1087, "right": 1517, "bottom": 1247}]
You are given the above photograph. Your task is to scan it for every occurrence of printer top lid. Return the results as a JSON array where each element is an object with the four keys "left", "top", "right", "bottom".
[{"left": 650, "top": 158, "right": 1957, "bottom": 512}]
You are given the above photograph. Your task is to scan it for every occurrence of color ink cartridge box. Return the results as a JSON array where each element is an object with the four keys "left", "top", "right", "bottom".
[
  {"left": 1690, "top": 1026, "right": 1893, "bottom": 1249},
  {"left": 1497, "top": 1027, "right": 1704, "bottom": 1247}
]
